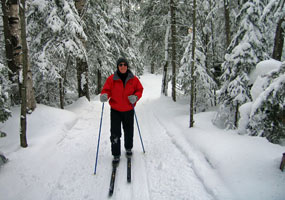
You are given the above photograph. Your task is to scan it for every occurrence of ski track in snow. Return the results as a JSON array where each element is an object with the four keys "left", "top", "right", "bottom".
[
  {"left": 145, "top": 103, "right": 234, "bottom": 200},
  {"left": 43, "top": 101, "right": 152, "bottom": 200},
  {"left": 0, "top": 74, "right": 234, "bottom": 200},
  {"left": 136, "top": 102, "right": 214, "bottom": 200},
  {"left": 46, "top": 92, "right": 216, "bottom": 198}
]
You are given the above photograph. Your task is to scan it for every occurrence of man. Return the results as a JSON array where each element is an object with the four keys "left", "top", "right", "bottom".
[{"left": 100, "top": 57, "right": 143, "bottom": 165}]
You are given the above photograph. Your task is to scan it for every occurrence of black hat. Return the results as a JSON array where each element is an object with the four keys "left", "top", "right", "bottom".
[{"left": 117, "top": 57, "right": 129, "bottom": 69}]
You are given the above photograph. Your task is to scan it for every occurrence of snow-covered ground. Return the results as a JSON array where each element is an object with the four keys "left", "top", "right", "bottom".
[{"left": 0, "top": 73, "right": 284, "bottom": 200}]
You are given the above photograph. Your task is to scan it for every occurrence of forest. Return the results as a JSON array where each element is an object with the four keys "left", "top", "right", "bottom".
[{"left": 0, "top": 0, "right": 284, "bottom": 146}]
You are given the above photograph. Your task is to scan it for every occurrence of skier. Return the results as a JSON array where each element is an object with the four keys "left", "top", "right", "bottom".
[{"left": 100, "top": 57, "right": 143, "bottom": 166}]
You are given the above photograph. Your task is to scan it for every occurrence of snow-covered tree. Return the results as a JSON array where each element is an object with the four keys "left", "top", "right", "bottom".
[
  {"left": 247, "top": 62, "right": 285, "bottom": 144},
  {"left": 27, "top": 0, "right": 86, "bottom": 106},
  {"left": 214, "top": 0, "right": 269, "bottom": 129},
  {"left": 0, "top": 3, "right": 11, "bottom": 123},
  {"left": 205, "top": 0, "right": 241, "bottom": 72},
  {"left": 261, "top": 0, "right": 285, "bottom": 60},
  {"left": 178, "top": 33, "right": 217, "bottom": 113},
  {"left": 84, "top": 1, "right": 113, "bottom": 94},
  {"left": 74, "top": 0, "right": 90, "bottom": 101},
  {"left": 139, "top": 0, "right": 169, "bottom": 74},
  {"left": 120, "top": 0, "right": 144, "bottom": 76},
  {"left": 0, "top": 63, "right": 11, "bottom": 123},
  {"left": 85, "top": 0, "right": 142, "bottom": 95}
]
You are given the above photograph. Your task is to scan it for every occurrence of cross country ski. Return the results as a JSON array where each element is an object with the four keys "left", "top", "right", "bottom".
[
  {"left": 127, "top": 157, "right": 131, "bottom": 183},
  {"left": 108, "top": 163, "right": 118, "bottom": 197}
]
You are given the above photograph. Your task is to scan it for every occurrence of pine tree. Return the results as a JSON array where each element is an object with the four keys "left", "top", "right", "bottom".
[
  {"left": 178, "top": 33, "right": 217, "bottom": 113},
  {"left": 74, "top": 0, "right": 90, "bottom": 101},
  {"left": 0, "top": 1, "right": 12, "bottom": 123},
  {"left": 0, "top": 63, "right": 11, "bottom": 123},
  {"left": 139, "top": 0, "right": 169, "bottom": 74},
  {"left": 121, "top": 0, "right": 144, "bottom": 76},
  {"left": 85, "top": 0, "right": 142, "bottom": 94},
  {"left": 161, "top": 10, "right": 171, "bottom": 96},
  {"left": 27, "top": 0, "right": 86, "bottom": 106},
  {"left": 170, "top": 0, "right": 177, "bottom": 102},
  {"left": 84, "top": 1, "right": 113, "bottom": 95},
  {"left": 261, "top": 0, "right": 285, "bottom": 60},
  {"left": 248, "top": 63, "right": 285, "bottom": 143},
  {"left": 214, "top": 0, "right": 268, "bottom": 129}
]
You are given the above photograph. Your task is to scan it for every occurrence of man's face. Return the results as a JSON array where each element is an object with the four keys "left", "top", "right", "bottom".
[{"left": 118, "top": 62, "right": 128, "bottom": 74}]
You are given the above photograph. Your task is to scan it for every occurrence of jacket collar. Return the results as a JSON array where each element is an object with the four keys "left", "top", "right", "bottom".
[{"left": 113, "top": 70, "right": 134, "bottom": 83}]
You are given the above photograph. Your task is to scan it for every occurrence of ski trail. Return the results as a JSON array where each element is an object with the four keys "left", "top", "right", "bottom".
[
  {"left": 150, "top": 108, "right": 223, "bottom": 199},
  {"left": 112, "top": 109, "right": 151, "bottom": 199},
  {"left": 0, "top": 74, "right": 236, "bottom": 200},
  {"left": 135, "top": 102, "right": 215, "bottom": 200},
  {"left": 45, "top": 101, "right": 111, "bottom": 200},
  {"left": 91, "top": 102, "right": 151, "bottom": 200},
  {"left": 144, "top": 98, "right": 235, "bottom": 200},
  {"left": 40, "top": 74, "right": 226, "bottom": 200},
  {"left": 38, "top": 100, "right": 128, "bottom": 200}
]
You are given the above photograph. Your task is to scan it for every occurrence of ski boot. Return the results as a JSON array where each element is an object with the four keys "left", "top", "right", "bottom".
[
  {"left": 126, "top": 149, "right": 132, "bottom": 158},
  {"left": 112, "top": 156, "right": 120, "bottom": 166}
]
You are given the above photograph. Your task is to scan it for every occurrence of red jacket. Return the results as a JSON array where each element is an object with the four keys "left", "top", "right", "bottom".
[{"left": 101, "top": 71, "right": 143, "bottom": 112}]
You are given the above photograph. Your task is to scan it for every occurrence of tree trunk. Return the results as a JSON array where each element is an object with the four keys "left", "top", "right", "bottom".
[
  {"left": 126, "top": 0, "right": 131, "bottom": 46},
  {"left": 272, "top": 18, "right": 284, "bottom": 61},
  {"left": 75, "top": 0, "right": 90, "bottom": 101},
  {"left": 234, "top": 102, "right": 239, "bottom": 128},
  {"left": 20, "top": 0, "right": 36, "bottom": 112},
  {"left": 162, "top": 11, "right": 171, "bottom": 96},
  {"left": 150, "top": 61, "right": 154, "bottom": 74},
  {"left": 2, "top": 0, "right": 29, "bottom": 147},
  {"left": 76, "top": 59, "right": 90, "bottom": 101},
  {"left": 19, "top": 0, "right": 28, "bottom": 147},
  {"left": 2, "top": 0, "right": 36, "bottom": 110},
  {"left": 96, "top": 59, "right": 102, "bottom": 95},
  {"left": 59, "top": 78, "right": 64, "bottom": 109},
  {"left": 59, "top": 55, "right": 71, "bottom": 109},
  {"left": 209, "top": 0, "right": 218, "bottom": 107},
  {"left": 26, "top": 71, "right": 36, "bottom": 112},
  {"left": 8, "top": 0, "right": 21, "bottom": 73},
  {"left": 224, "top": 0, "right": 231, "bottom": 48},
  {"left": 1, "top": 0, "right": 22, "bottom": 105},
  {"left": 170, "top": 0, "right": 177, "bottom": 102},
  {"left": 1, "top": 0, "right": 14, "bottom": 79},
  {"left": 190, "top": 0, "right": 196, "bottom": 128},
  {"left": 161, "top": 61, "right": 168, "bottom": 96},
  {"left": 97, "top": 69, "right": 102, "bottom": 95},
  {"left": 120, "top": 0, "right": 123, "bottom": 18}
]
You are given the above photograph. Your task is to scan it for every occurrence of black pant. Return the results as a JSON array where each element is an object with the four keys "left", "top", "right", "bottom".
[{"left": 110, "top": 109, "right": 134, "bottom": 156}]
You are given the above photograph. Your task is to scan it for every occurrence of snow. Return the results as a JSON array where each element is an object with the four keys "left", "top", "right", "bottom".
[
  {"left": 251, "top": 73, "right": 285, "bottom": 116},
  {"left": 249, "top": 59, "right": 281, "bottom": 84},
  {"left": 238, "top": 102, "right": 252, "bottom": 134},
  {"left": 29, "top": 0, "right": 48, "bottom": 12},
  {"left": 0, "top": 73, "right": 285, "bottom": 200},
  {"left": 239, "top": 59, "right": 284, "bottom": 135},
  {"left": 47, "top": 8, "right": 64, "bottom": 33}
]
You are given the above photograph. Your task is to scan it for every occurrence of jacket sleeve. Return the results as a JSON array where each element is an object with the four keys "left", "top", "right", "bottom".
[
  {"left": 134, "top": 77, "right": 144, "bottom": 101},
  {"left": 101, "top": 76, "right": 113, "bottom": 98}
]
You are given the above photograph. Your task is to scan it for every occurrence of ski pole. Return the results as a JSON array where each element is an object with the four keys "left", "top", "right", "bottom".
[
  {"left": 133, "top": 105, "right": 145, "bottom": 153},
  {"left": 94, "top": 102, "right": 105, "bottom": 175}
]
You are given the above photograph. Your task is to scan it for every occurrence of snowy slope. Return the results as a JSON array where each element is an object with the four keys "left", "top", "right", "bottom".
[{"left": 0, "top": 73, "right": 284, "bottom": 200}]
